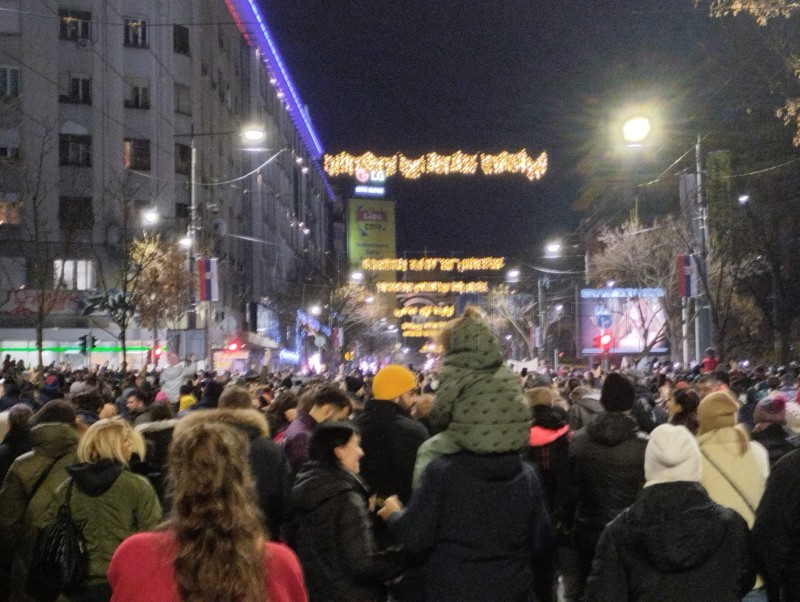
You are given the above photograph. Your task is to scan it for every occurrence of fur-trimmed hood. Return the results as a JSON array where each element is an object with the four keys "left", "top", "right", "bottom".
[
  {"left": 134, "top": 418, "right": 180, "bottom": 434},
  {"left": 174, "top": 407, "right": 270, "bottom": 440}
]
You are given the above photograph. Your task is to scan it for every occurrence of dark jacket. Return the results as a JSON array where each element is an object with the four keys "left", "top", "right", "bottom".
[
  {"left": 565, "top": 413, "right": 647, "bottom": 555},
  {"left": 752, "top": 447, "right": 800, "bottom": 601},
  {"left": 526, "top": 405, "right": 571, "bottom": 516},
  {"left": 388, "top": 451, "right": 553, "bottom": 602},
  {"left": 352, "top": 399, "right": 429, "bottom": 505},
  {"left": 751, "top": 423, "right": 800, "bottom": 468},
  {"left": 291, "top": 463, "right": 404, "bottom": 602},
  {"left": 567, "top": 393, "right": 604, "bottom": 432},
  {"left": 177, "top": 409, "right": 293, "bottom": 537},
  {"left": 283, "top": 410, "right": 318, "bottom": 475},
  {"left": 133, "top": 419, "right": 179, "bottom": 501},
  {"left": 584, "top": 481, "right": 754, "bottom": 601},
  {"left": 0, "top": 427, "right": 32, "bottom": 484}
]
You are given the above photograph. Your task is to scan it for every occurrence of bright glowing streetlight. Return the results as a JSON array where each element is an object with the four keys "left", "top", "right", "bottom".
[
  {"left": 310, "top": 305, "right": 322, "bottom": 316},
  {"left": 179, "top": 235, "right": 192, "bottom": 248},
  {"left": 622, "top": 116, "right": 652, "bottom": 146},
  {"left": 242, "top": 128, "right": 266, "bottom": 142},
  {"left": 142, "top": 209, "right": 159, "bottom": 226},
  {"left": 350, "top": 271, "right": 364, "bottom": 282},
  {"left": 545, "top": 242, "right": 562, "bottom": 255}
]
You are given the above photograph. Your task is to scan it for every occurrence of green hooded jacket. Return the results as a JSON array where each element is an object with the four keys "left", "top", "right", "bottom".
[{"left": 429, "top": 314, "right": 530, "bottom": 453}]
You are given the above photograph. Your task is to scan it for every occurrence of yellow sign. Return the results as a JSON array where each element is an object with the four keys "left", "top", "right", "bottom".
[
  {"left": 394, "top": 305, "right": 456, "bottom": 318},
  {"left": 362, "top": 257, "right": 505, "bottom": 272},
  {"left": 347, "top": 199, "right": 396, "bottom": 268},
  {"left": 376, "top": 281, "right": 489, "bottom": 294}
]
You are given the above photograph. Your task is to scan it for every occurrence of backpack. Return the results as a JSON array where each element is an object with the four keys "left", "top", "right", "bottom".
[{"left": 25, "top": 478, "right": 88, "bottom": 600}]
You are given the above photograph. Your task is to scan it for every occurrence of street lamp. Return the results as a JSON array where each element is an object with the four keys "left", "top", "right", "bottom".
[
  {"left": 544, "top": 242, "right": 562, "bottom": 256},
  {"left": 350, "top": 270, "right": 364, "bottom": 283},
  {"left": 142, "top": 209, "right": 159, "bottom": 226},
  {"left": 310, "top": 305, "right": 322, "bottom": 317},
  {"left": 622, "top": 116, "right": 652, "bottom": 147}
]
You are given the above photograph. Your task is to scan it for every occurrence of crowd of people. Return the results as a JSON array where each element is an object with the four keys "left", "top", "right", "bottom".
[{"left": 0, "top": 320, "right": 798, "bottom": 600}]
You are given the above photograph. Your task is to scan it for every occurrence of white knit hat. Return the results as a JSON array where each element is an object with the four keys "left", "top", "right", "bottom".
[{"left": 644, "top": 424, "right": 702, "bottom": 487}]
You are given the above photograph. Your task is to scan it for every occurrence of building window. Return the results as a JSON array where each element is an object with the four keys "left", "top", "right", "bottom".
[
  {"left": 54, "top": 259, "right": 95, "bottom": 290},
  {"left": 0, "top": 199, "right": 20, "bottom": 225},
  {"left": 59, "top": 9, "right": 91, "bottom": 41},
  {"left": 0, "top": 66, "right": 20, "bottom": 99},
  {"left": 58, "top": 196, "right": 93, "bottom": 231},
  {"left": 174, "top": 84, "right": 191, "bottom": 115},
  {"left": 123, "top": 18, "right": 147, "bottom": 47},
  {"left": 58, "top": 72, "right": 91, "bottom": 105},
  {"left": 123, "top": 77, "right": 149, "bottom": 109},
  {"left": 173, "top": 24, "right": 190, "bottom": 55},
  {"left": 124, "top": 138, "right": 150, "bottom": 171},
  {"left": 59, "top": 134, "right": 92, "bottom": 167},
  {"left": 175, "top": 143, "right": 191, "bottom": 175}
]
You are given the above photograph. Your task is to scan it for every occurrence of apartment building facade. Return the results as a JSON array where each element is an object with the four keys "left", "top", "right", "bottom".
[{"left": 0, "top": 0, "right": 333, "bottom": 368}]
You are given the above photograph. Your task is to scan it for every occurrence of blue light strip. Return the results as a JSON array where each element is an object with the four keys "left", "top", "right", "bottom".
[{"left": 227, "top": 0, "right": 336, "bottom": 202}]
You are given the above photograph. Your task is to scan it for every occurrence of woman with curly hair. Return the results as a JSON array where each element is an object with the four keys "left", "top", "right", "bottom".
[{"left": 108, "top": 421, "right": 307, "bottom": 602}]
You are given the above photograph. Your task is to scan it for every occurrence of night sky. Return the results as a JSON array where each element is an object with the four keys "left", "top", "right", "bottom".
[{"left": 263, "top": 1, "right": 796, "bottom": 260}]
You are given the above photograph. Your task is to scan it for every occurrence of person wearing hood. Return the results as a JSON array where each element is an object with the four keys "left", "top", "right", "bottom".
[
  {"left": 566, "top": 385, "right": 604, "bottom": 432},
  {"left": 291, "top": 422, "right": 405, "bottom": 601},
  {"left": 40, "top": 418, "right": 161, "bottom": 599},
  {"left": 413, "top": 306, "right": 531, "bottom": 482},
  {"left": 177, "top": 386, "right": 293, "bottom": 539},
  {"left": 561, "top": 372, "right": 648, "bottom": 599},
  {"left": 0, "top": 400, "right": 82, "bottom": 600},
  {"left": 584, "top": 424, "right": 754, "bottom": 601}
]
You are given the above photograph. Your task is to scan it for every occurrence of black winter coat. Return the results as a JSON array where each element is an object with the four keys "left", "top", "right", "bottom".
[
  {"left": 564, "top": 413, "right": 647, "bottom": 554},
  {"left": 0, "top": 429, "right": 32, "bottom": 483},
  {"left": 292, "top": 463, "right": 405, "bottom": 602},
  {"left": 352, "top": 399, "right": 429, "bottom": 505},
  {"left": 584, "top": 481, "right": 754, "bottom": 601},
  {"left": 752, "top": 447, "right": 800, "bottom": 601},
  {"left": 751, "top": 423, "right": 800, "bottom": 468},
  {"left": 387, "top": 451, "right": 553, "bottom": 602}
]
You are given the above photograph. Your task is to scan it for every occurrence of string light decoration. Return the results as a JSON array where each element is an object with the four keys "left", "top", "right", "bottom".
[
  {"left": 376, "top": 281, "right": 490, "bottom": 294},
  {"left": 394, "top": 305, "right": 456, "bottom": 318},
  {"left": 362, "top": 257, "right": 505, "bottom": 272},
  {"left": 324, "top": 150, "right": 547, "bottom": 181}
]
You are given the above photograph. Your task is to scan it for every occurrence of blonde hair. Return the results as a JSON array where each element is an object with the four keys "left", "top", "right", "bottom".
[{"left": 77, "top": 418, "right": 145, "bottom": 465}]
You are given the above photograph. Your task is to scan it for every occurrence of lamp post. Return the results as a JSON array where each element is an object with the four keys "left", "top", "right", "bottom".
[{"left": 621, "top": 114, "right": 712, "bottom": 363}]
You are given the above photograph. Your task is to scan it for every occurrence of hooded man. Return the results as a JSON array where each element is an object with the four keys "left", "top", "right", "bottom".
[{"left": 585, "top": 424, "right": 754, "bottom": 601}]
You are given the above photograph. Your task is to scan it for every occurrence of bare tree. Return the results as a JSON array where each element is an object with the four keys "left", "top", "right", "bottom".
[{"left": 132, "top": 236, "right": 191, "bottom": 335}]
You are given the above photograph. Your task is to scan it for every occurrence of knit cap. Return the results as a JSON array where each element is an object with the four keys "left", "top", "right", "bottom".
[
  {"left": 697, "top": 391, "right": 739, "bottom": 434},
  {"left": 600, "top": 373, "right": 635, "bottom": 412},
  {"left": 645, "top": 423, "right": 702, "bottom": 487},
  {"left": 753, "top": 394, "right": 787, "bottom": 425},
  {"left": 372, "top": 365, "right": 416, "bottom": 401}
]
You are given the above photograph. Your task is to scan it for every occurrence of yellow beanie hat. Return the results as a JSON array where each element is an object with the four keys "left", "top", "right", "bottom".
[{"left": 372, "top": 365, "right": 416, "bottom": 400}]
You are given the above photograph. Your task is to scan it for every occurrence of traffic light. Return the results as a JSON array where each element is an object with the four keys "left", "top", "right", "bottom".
[
  {"left": 153, "top": 346, "right": 164, "bottom": 360},
  {"left": 89, "top": 336, "right": 97, "bottom": 350},
  {"left": 78, "top": 335, "right": 88, "bottom": 355}
]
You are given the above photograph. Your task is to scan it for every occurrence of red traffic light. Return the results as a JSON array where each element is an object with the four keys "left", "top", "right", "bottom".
[{"left": 153, "top": 347, "right": 163, "bottom": 357}]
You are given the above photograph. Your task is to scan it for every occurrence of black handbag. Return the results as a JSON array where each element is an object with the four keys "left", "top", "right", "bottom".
[{"left": 25, "top": 478, "right": 88, "bottom": 600}]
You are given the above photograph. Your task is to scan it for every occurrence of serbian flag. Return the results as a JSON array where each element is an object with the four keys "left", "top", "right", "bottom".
[
  {"left": 677, "top": 253, "right": 696, "bottom": 298},
  {"left": 197, "top": 257, "right": 219, "bottom": 302}
]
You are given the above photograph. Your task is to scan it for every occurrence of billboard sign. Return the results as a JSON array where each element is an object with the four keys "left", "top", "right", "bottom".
[
  {"left": 579, "top": 288, "right": 668, "bottom": 355},
  {"left": 347, "top": 198, "right": 396, "bottom": 268}
]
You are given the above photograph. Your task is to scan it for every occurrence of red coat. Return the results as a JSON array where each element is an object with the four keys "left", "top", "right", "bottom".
[{"left": 108, "top": 531, "right": 307, "bottom": 601}]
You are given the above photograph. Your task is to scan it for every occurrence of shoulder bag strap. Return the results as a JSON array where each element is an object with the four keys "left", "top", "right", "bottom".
[
  {"left": 27, "top": 451, "right": 69, "bottom": 503},
  {"left": 700, "top": 448, "right": 757, "bottom": 514}
]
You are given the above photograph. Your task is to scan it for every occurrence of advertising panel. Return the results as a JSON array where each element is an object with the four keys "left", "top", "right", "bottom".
[
  {"left": 347, "top": 198, "right": 396, "bottom": 267},
  {"left": 579, "top": 288, "right": 668, "bottom": 355}
]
